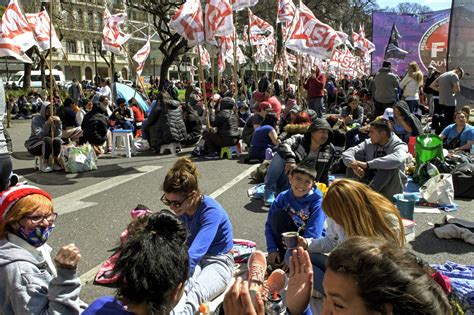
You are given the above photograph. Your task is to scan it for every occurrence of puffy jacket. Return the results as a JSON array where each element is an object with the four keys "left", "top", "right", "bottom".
[
  {"left": 184, "top": 106, "right": 202, "bottom": 141},
  {"left": 210, "top": 97, "right": 240, "bottom": 138},
  {"left": 81, "top": 104, "right": 108, "bottom": 145},
  {"left": 149, "top": 100, "right": 187, "bottom": 148}
]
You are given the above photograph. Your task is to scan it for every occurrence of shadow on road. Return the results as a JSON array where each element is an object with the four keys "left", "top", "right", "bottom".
[
  {"left": 243, "top": 200, "right": 268, "bottom": 214},
  {"left": 16, "top": 164, "right": 147, "bottom": 186},
  {"left": 409, "top": 228, "right": 473, "bottom": 255}
]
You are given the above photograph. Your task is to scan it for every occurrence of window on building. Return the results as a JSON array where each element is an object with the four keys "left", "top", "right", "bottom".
[
  {"left": 88, "top": 11, "right": 93, "bottom": 26},
  {"left": 84, "top": 41, "right": 91, "bottom": 54},
  {"left": 97, "top": 12, "right": 103, "bottom": 32},
  {"left": 66, "top": 40, "right": 77, "bottom": 53},
  {"left": 77, "top": 10, "right": 83, "bottom": 27}
]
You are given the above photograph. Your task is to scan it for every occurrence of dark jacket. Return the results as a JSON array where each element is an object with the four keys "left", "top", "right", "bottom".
[
  {"left": 393, "top": 101, "right": 423, "bottom": 137},
  {"left": 24, "top": 103, "right": 62, "bottom": 150},
  {"left": 184, "top": 106, "right": 202, "bottom": 141},
  {"left": 149, "top": 100, "right": 187, "bottom": 148},
  {"left": 81, "top": 104, "right": 108, "bottom": 145},
  {"left": 277, "top": 119, "right": 335, "bottom": 185},
  {"left": 210, "top": 97, "right": 240, "bottom": 138}
]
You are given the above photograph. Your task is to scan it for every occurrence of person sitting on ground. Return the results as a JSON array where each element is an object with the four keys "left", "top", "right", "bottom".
[
  {"left": 297, "top": 179, "right": 404, "bottom": 295},
  {"left": 440, "top": 110, "right": 474, "bottom": 152},
  {"left": 340, "top": 95, "right": 364, "bottom": 126},
  {"left": 460, "top": 105, "right": 472, "bottom": 124},
  {"left": 182, "top": 102, "right": 202, "bottom": 146},
  {"left": 265, "top": 163, "right": 326, "bottom": 271},
  {"left": 263, "top": 87, "right": 282, "bottom": 120},
  {"left": 278, "top": 110, "right": 311, "bottom": 142},
  {"left": 59, "top": 97, "right": 83, "bottom": 143},
  {"left": 129, "top": 98, "right": 145, "bottom": 137},
  {"left": 203, "top": 97, "right": 240, "bottom": 159},
  {"left": 249, "top": 113, "right": 280, "bottom": 161},
  {"left": 148, "top": 97, "right": 187, "bottom": 154},
  {"left": 280, "top": 98, "right": 298, "bottom": 130},
  {"left": 263, "top": 118, "right": 335, "bottom": 206},
  {"left": 161, "top": 158, "right": 234, "bottom": 314},
  {"left": 342, "top": 119, "right": 408, "bottom": 199},
  {"left": 24, "top": 102, "right": 63, "bottom": 173},
  {"left": 0, "top": 185, "right": 85, "bottom": 314},
  {"left": 109, "top": 98, "right": 134, "bottom": 131},
  {"left": 79, "top": 102, "right": 109, "bottom": 155},
  {"left": 97, "top": 78, "right": 112, "bottom": 100},
  {"left": 241, "top": 101, "right": 272, "bottom": 148},
  {"left": 237, "top": 104, "right": 250, "bottom": 127},
  {"left": 76, "top": 98, "right": 93, "bottom": 126},
  {"left": 392, "top": 100, "right": 423, "bottom": 143},
  {"left": 322, "top": 236, "right": 451, "bottom": 314}
]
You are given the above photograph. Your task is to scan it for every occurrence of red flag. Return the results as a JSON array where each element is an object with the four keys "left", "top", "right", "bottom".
[
  {"left": 102, "top": 9, "right": 130, "bottom": 55},
  {"left": 170, "top": 0, "right": 205, "bottom": 47},
  {"left": 248, "top": 9, "right": 274, "bottom": 46},
  {"left": 133, "top": 39, "right": 151, "bottom": 77},
  {"left": 353, "top": 25, "right": 375, "bottom": 54},
  {"left": 205, "top": 0, "right": 233, "bottom": 45},
  {"left": 25, "top": 11, "right": 62, "bottom": 51},
  {"left": 1, "top": 0, "right": 36, "bottom": 52},
  {"left": 277, "top": 0, "right": 296, "bottom": 24}
]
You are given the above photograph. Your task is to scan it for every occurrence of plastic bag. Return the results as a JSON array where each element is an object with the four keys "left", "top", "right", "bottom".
[
  {"left": 63, "top": 144, "right": 98, "bottom": 173},
  {"left": 420, "top": 174, "right": 454, "bottom": 205}
]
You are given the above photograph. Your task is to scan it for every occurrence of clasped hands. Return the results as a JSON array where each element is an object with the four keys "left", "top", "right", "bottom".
[{"left": 350, "top": 160, "right": 368, "bottom": 178}]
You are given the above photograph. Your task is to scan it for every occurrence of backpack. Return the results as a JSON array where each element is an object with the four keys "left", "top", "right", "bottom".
[{"left": 451, "top": 163, "right": 474, "bottom": 199}]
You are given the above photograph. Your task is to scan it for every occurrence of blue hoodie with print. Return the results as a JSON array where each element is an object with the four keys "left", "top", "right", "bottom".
[{"left": 265, "top": 187, "right": 325, "bottom": 253}]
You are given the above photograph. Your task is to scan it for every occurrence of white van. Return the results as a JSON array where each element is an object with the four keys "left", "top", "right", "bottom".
[{"left": 7, "top": 69, "right": 66, "bottom": 89}]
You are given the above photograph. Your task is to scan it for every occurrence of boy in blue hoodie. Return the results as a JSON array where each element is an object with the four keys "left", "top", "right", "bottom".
[{"left": 265, "top": 163, "right": 325, "bottom": 270}]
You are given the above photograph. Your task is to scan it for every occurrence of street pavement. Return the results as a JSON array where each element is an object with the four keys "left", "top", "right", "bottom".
[{"left": 6, "top": 119, "right": 474, "bottom": 304}]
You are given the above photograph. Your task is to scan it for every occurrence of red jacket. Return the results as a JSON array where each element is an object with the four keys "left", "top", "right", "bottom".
[
  {"left": 303, "top": 75, "right": 326, "bottom": 98},
  {"left": 266, "top": 96, "right": 282, "bottom": 119},
  {"left": 131, "top": 106, "right": 145, "bottom": 122}
]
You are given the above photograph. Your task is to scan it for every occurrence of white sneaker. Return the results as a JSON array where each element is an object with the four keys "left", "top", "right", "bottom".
[
  {"left": 40, "top": 161, "right": 53, "bottom": 173},
  {"left": 52, "top": 162, "right": 63, "bottom": 171}
]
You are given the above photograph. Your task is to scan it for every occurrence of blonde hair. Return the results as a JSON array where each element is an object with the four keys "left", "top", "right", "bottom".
[
  {"left": 322, "top": 179, "right": 405, "bottom": 246},
  {"left": 163, "top": 157, "right": 200, "bottom": 195},
  {"left": 0, "top": 194, "right": 53, "bottom": 239},
  {"left": 408, "top": 62, "right": 423, "bottom": 85}
]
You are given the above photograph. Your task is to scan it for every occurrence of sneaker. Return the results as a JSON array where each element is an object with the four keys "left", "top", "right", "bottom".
[
  {"left": 264, "top": 191, "right": 276, "bottom": 206},
  {"left": 205, "top": 152, "right": 220, "bottom": 159},
  {"left": 52, "top": 162, "right": 63, "bottom": 171},
  {"left": 40, "top": 162, "right": 53, "bottom": 173},
  {"left": 248, "top": 251, "right": 267, "bottom": 297}
]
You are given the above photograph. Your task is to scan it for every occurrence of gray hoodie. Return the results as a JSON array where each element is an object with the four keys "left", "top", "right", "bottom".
[
  {"left": 0, "top": 80, "right": 7, "bottom": 155},
  {"left": 342, "top": 133, "right": 408, "bottom": 172},
  {"left": 24, "top": 103, "right": 62, "bottom": 150},
  {"left": 0, "top": 237, "right": 84, "bottom": 314},
  {"left": 373, "top": 68, "right": 400, "bottom": 104}
]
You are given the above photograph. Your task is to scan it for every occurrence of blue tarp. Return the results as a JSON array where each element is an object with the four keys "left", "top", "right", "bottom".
[{"left": 114, "top": 83, "right": 149, "bottom": 113}]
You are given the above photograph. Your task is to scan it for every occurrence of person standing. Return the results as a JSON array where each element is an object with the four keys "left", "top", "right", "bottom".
[
  {"left": 399, "top": 62, "right": 423, "bottom": 114},
  {"left": 430, "top": 66, "right": 464, "bottom": 129},
  {"left": 68, "top": 78, "right": 83, "bottom": 103},
  {"left": 371, "top": 61, "right": 399, "bottom": 117},
  {"left": 424, "top": 65, "right": 440, "bottom": 115},
  {"left": 303, "top": 67, "right": 327, "bottom": 118}
]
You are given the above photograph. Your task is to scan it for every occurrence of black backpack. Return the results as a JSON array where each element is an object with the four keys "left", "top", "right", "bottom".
[{"left": 451, "top": 163, "right": 474, "bottom": 199}]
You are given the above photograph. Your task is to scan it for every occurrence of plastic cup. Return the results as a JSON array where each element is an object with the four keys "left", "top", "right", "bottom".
[{"left": 282, "top": 232, "right": 298, "bottom": 249}]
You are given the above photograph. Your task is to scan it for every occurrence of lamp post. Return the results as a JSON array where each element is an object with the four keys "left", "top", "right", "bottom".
[{"left": 93, "top": 40, "right": 99, "bottom": 86}]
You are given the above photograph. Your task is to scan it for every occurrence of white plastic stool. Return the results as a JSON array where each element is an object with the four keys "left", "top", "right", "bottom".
[
  {"left": 159, "top": 142, "right": 182, "bottom": 155},
  {"left": 34, "top": 156, "right": 43, "bottom": 170},
  {"left": 112, "top": 130, "right": 135, "bottom": 158}
]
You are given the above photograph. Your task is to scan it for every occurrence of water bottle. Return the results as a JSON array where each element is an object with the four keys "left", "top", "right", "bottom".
[
  {"left": 265, "top": 148, "right": 273, "bottom": 160},
  {"left": 427, "top": 162, "right": 439, "bottom": 178},
  {"left": 265, "top": 292, "right": 285, "bottom": 315}
]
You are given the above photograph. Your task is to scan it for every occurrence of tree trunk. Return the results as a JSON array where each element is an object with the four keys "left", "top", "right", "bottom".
[
  {"left": 159, "top": 56, "right": 174, "bottom": 91},
  {"left": 23, "top": 48, "right": 35, "bottom": 91}
]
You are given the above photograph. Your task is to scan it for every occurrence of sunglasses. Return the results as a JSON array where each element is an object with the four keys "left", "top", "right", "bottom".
[{"left": 160, "top": 194, "right": 193, "bottom": 208}]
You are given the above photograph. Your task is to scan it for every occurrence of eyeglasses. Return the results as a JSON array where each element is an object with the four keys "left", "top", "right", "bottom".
[
  {"left": 24, "top": 212, "right": 58, "bottom": 224},
  {"left": 160, "top": 194, "right": 192, "bottom": 208}
]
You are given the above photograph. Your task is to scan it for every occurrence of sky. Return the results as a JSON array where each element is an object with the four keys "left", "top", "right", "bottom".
[{"left": 376, "top": 0, "right": 452, "bottom": 11}]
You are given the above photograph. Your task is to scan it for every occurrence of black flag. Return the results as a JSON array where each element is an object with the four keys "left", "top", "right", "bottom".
[{"left": 384, "top": 23, "right": 408, "bottom": 60}]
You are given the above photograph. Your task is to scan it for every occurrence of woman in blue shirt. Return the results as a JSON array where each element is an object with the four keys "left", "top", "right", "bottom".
[
  {"left": 440, "top": 110, "right": 474, "bottom": 152},
  {"left": 249, "top": 112, "right": 280, "bottom": 161},
  {"left": 162, "top": 157, "right": 234, "bottom": 314}
]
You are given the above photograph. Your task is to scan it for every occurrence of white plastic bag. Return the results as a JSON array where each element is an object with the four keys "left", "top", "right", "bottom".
[
  {"left": 62, "top": 144, "right": 98, "bottom": 173},
  {"left": 420, "top": 174, "right": 454, "bottom": 205}
]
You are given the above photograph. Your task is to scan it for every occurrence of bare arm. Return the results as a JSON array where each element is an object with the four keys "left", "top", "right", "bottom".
[
  {"left": 429, "top": 78, "right": 440, "bottom": 92},
  {"left": 268, "top": 129, "right": 281, "bottom": 146},
  {"left": 452, "top": 82, "right": 461, "bottom": 94},
  {"left": 457, "top": 140, "right": 474, "bottom": 152}
]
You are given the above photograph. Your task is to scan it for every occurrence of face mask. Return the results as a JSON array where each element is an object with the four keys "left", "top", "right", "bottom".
[{"left": 17, "top": 225, "right": 55, "bottom": 247}]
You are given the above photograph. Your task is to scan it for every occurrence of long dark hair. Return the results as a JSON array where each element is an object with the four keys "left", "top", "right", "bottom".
[
  {"left": 114, "top": 210, "right": 189, "bottom": 314},
  {"left": 327, "top": 236, "right": 451, "bottom": 314}
]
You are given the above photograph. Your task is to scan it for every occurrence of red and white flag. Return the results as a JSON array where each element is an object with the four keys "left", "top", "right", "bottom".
[
  {"left": 1, "top": 0, "right": 36, "bottom": 52},
  {"left": 170, "top": 0, "right": 205, "bottom": 47},
  {"left": 236, "top": 46, "right": 247, "bottom": 64},
  {"left": 25, "top": 11, "right": 62, "bottom": 51},
  {"left": 286, "top": 3, "right": 342, "bottom": 58},
  {"left": 0, "top": 36, "right": 32, "bottom": 63},
  {"left": 277, "top": 0, "right": 296, "bottom": 24},
  {"left": 132, "top": 39, "right": 151, "bottom": 77},
  {"left": 248, "top": 9, "right": 274, "bottom": 46},
  {"left": 353, "top": 25, "right": 375, "bottom": 54},
  {"left": 102, "top": 8, "right": 130, "bottom": 55},
  {"left": 218, "top": 35, "right": 234, "bottom": 64},
  {"left": 199, "top": 45, "right": 211, "bottom": 69},
  {"left": 231, "top": 0, "right": 258, "bottom": 11},
  {"left": 205, "top": 0, "right": 233, "bottom": 45}
]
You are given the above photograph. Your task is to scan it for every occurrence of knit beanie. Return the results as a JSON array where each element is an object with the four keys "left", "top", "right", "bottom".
[{"left": 0, "top": 184, "right": 52, "bottom": 221}]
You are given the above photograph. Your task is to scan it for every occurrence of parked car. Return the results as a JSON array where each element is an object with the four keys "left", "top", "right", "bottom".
[{"left": 6, "top": 69, "right": 66, "bottom": 89}]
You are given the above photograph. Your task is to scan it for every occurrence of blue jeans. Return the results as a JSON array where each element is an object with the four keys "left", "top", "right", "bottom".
[
  {"left": 284, "top": 250, "right": 327, "bottom": 294},
  {"left": 308, "top": 97, "right": 325, "bottom": 118},
  {"left": 405, "top": 99, "right": 419, "bottom": 114},
  {"left": 264, "top": 153, "right": 290, "bottom": 195}
]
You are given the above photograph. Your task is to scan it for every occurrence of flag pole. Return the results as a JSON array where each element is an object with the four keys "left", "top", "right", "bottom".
[
  {"left": 49, "top": 0, "right": 55, "bottom": 167},
  {"left": 197, "top": 45, "right": 211, "bottom": 130},
  {"left": 232, "top": 28, "right": 239, "bottom": 98},
  {"left": 248, "top": 9, "right": 257, "bottom": 85},
  {"left": 211, "top": 46, "right": 215, "bottom": 93}
]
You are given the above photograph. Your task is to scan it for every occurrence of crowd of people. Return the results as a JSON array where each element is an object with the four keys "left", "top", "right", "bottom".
[{"left": 0, "top": 58, "right": 472, "bottom": 314}]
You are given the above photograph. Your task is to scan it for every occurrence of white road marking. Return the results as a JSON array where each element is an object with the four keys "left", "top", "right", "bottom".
[
  {"left": 79, "top": 164, "right": 258, "bottom": 282},
  {"left": 54, "top": 165, "right": 162, "bottom": 215},
  {"left": 209, "top": 164, "right": 259, "bottom": 199}
]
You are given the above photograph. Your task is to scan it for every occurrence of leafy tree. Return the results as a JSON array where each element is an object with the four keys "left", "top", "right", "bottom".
[{"left": 383, "top": 2, "right": 432, "bottom": 14}]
